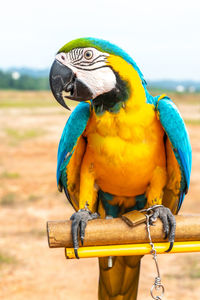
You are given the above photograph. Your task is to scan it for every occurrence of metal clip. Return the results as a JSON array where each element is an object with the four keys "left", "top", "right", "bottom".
[
  {"left": 141, "top": 208, "right": 165, "bottom": 299},
  {"left": 150, "top": 277, "right": 165, "bottom": 299}
]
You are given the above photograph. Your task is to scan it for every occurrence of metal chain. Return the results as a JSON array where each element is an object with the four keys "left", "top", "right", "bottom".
[{"left": 140, "top": 206, "right": 165, "bottom": 300}]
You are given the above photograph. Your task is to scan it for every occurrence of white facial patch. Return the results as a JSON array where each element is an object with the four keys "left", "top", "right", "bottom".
[
  {"left": 55, "top": 47, "right": 116, "bottom": 98},
  {"left": 75, "top": 67, "right": 116, "bottom": 98}
]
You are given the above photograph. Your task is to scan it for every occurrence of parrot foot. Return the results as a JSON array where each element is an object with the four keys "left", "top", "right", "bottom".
[
  {"left": 70, "top": 209, "right": 99, "bottom": 258},
  {"left": 149, "top": 205, "right": 176, "bottom": 252}
]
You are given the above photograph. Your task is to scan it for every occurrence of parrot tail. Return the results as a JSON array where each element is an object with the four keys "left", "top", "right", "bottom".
[{"left": 98, "top": 255, "right": 142, "bottom": 300}]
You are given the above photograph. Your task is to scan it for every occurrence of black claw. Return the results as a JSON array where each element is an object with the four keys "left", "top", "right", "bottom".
[
  {"left": 74, "top": 248, "right": 79, "bottom": 259},
  {"left": 164, "top": 232, "right": 168, "bottom": 240},
  {"left": 71, "top": 219, "right": 80, "bottom": 251},
  {"left": 70, "top": 209, "right": 99, "bottom": 258},
  {"left": 165, "top": 241, "right": 174, "bottom": 252}
]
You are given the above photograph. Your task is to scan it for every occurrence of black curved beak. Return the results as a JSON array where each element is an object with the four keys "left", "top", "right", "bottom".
[{"left": 49, "top": 59, "right": 93, "bottom": 110}]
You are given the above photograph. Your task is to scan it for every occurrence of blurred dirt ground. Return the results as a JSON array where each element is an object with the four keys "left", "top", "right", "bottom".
[{"left": 0, "top": 91, "right": 200, "bottom": 300}]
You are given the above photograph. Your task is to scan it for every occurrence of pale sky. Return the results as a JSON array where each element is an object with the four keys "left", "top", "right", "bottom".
[{"left": 1, "top": 0, "right": 200, "bottom": 80}]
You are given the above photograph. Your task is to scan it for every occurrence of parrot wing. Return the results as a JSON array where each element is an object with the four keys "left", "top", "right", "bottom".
[
  {"left": 57, "top": 101, "right": 91, "bottom": 210},
  {"left": 155, "top": 95, "right": 192, "bottom": 213}
]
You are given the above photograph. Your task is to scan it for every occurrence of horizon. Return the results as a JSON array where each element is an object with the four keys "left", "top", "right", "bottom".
[{"left": 2, "top": 66, "right": 200, "bottom": 82}]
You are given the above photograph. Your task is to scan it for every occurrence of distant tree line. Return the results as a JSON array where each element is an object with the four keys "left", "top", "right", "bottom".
[
  {"left": 0, "top": 69, "right": 199, "bottom": 92},
  {"left": 0, "top": 70, "right": 49, "bottom": 90}
]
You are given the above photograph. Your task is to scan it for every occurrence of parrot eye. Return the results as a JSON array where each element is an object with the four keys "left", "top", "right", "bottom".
[{"left": 84, "top": 50, "right": 93, "bottom": 60}]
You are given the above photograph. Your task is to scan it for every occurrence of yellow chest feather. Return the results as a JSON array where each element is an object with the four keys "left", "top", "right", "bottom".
[{"left": 84, "top": 103, "right": 165, "bottom": 196}]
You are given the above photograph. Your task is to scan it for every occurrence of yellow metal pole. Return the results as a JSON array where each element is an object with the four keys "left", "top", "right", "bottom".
[{"left": 65, "top": 241, "right": 200, "bottom": 259}]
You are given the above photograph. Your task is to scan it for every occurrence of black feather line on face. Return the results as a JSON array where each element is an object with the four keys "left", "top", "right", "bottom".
[
  {"left": 73, "top": 54, "right": 107, "bottom": 66},
  {"left": 73, "top": 60, "right": 106, "bottom": 67},
  {"left": 70, "top": 48, "right": 84, "bottom": 64},
  {"left": 92, "top": 70, "right": 130, "bottom": 114},
  {"left": 73, "top": 65, "right": 109, "bottom": 72}
]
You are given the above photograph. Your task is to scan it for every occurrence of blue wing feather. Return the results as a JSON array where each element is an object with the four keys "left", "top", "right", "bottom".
[
  {"left": 57, "top": 101, "right": 91, "bottom": 187},
  {"left": 156, "top": 96, "right": 192, "bottom": 211}
]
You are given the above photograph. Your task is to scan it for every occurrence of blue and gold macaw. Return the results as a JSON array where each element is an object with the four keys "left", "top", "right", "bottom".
[{"left": 49, "top": 38, "right": 192, "bottom": 300}]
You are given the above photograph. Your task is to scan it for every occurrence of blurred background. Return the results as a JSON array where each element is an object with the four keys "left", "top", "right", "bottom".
[{"left": 0, "top": 0, "right": 200, "bottom": 299}]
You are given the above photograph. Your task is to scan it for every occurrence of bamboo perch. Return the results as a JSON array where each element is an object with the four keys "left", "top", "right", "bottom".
[{"left": 47, "top": 214, "right": 200, "bottom": 248}]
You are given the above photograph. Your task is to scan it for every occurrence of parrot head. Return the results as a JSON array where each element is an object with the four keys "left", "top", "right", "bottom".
[{"left": 49, "top": 37, "right": 146, "bottom": 111}]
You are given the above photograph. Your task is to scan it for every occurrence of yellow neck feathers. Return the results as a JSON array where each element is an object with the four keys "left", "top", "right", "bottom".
[{"left": 106, "top": 55, "right": 146, "bottom": 109}]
